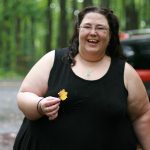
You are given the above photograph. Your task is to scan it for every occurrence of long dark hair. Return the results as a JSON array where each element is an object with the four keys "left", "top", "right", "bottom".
[{"left": 68, "top": 6, "right": 124, "bottom": 65}]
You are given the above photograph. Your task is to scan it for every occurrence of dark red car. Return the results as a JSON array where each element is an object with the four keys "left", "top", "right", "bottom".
[{"left": 120, "top": 30, "right": 150, "bottom": 98}]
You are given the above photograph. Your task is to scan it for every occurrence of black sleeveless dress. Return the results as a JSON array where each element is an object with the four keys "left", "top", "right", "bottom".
[{"left": 13, "top": 48, "right": 137, "bottom": 150}]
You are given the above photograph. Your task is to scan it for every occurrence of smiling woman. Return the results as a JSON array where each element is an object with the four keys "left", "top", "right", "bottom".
[
  {"left": 78, "top": 12, "right": 110, "bottom": 62},
  {"left": 13, "top": 6, "right": 150, "bottom": 150}
]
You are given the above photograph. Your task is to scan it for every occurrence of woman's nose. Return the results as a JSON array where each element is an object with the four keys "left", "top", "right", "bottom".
[{"left": 89, "top": 28, "right": 97, "bottom": 35}]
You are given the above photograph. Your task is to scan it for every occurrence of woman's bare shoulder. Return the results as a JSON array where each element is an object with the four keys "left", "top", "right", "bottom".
[
  {"left": 19, "top": 50, "right": 56, "bottom": 96},
  {"left": 124, "top": 62, "right": 149, "bottom": 121}
]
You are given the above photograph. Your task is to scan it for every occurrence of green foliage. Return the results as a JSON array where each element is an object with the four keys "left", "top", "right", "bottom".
[
  {"left": 0, "top": 0, "right": 149, "bottom": 79},
  {"left": 0, "top": 68, "right": 24, "bottom": 79}
]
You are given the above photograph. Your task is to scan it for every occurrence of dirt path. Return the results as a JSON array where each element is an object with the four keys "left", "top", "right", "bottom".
[{"left": 0, "top": 80, "right": 24, "bottom": 150}]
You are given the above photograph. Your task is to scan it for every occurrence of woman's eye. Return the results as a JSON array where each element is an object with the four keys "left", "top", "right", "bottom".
[
  {"left": 97, "top": 27, "right": 107, "bottom": 31},
  {"left": 97, "top": 27, "right": 104, "bottom": 30},
  {"left": 84, "top": 26, "right": 91, "bottom": 29}
]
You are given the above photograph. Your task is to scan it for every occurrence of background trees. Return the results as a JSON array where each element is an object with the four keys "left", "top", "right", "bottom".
[{"left": 0, "top": 0, "right": 149, "bottom": 77}]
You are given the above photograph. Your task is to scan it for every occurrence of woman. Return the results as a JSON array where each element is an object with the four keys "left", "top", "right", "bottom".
[{"left": 13, "top": 6, "right": 150, "bottom": 150}]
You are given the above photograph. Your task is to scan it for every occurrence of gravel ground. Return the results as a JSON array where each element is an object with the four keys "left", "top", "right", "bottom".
[{"left": 0, "top": 80, "right": 24, "bottom": 150}]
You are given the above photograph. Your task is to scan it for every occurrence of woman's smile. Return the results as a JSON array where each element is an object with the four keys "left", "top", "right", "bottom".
[
  {"left": 78, "top": 12, "right": 110, "bottom": 57},
  {"left": 87, "top": 39, "right": 99, "bottom": 45}
]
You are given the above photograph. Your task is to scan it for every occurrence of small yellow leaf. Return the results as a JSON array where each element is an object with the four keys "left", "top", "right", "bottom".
[{"left": 58, "top": 89, "right": 68, "bottom": 101}]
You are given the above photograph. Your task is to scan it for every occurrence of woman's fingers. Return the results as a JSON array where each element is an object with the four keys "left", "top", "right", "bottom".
[
  {"left": 45, "top": 97, "right": 60, "bottom": 107},
  {"left": 45, "top": 103, "right": 59, "bottom": 112},
  {"left": 46, "top": 105, "right": 60, "bottom": 116},
  {"left": 40, "top": 96, "right": 60, "bottom": 119},
  {"left": 48, "top": 113, "right": 58, "bottom": 120}
]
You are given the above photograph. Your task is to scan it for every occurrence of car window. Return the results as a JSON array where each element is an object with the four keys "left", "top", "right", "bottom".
[{"left": 121, "top": 38, "right": 150, "bottom": 69}]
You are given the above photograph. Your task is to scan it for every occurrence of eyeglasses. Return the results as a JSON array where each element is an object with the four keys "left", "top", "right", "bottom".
[{"left": 79, "top": 25, "right": 109, "bottom": 33}]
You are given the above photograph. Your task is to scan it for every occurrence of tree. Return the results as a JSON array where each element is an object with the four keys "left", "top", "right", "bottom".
[
  {"left": 57, "top": 0, "right": 68, "bottom": 47},
  {"left": 100, "top": 0, "right": 110, "bottom": 8},
  {"left": 83, "top": 0, "right": 93, "bottom": 8},
  {"left": 72, "top": 0, "right": 77, "bottom": 19},
  {"left": 125, "top": 0, "right": 139, "bottom": 30},
  {"left": 45, "top": 0, "right": 52, "bottom": 52},
  {"left": 1, "top": 0, "right": 11, "bottom": 71}
]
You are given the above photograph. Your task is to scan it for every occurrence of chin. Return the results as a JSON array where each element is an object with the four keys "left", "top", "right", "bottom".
[{"left": 86, "top": 47, "right": 100, "bottom": 53}]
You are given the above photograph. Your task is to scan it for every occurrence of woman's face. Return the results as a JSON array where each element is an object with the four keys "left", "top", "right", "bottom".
[{"left": 78, "top": 12, "right": 110, "bottom": 58}]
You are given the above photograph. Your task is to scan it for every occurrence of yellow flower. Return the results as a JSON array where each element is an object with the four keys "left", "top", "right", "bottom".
[{"left": 58, "top": 89, "right": 68, "bottom": 101}]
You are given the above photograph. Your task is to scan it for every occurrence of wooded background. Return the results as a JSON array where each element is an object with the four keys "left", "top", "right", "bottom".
[{"left": 0, "top": 0, "right": 149, "bottom": 77}]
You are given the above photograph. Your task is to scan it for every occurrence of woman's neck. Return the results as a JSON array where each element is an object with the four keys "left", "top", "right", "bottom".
[{"left": 77, "top": 51, "right": 106, "bottom": 63}]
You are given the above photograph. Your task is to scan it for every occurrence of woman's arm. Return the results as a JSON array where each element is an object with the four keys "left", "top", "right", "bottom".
[
  {"left": 124, "top": 63, "right": 150, "bottom": 150},
  {"left": 17, "top": 50, "right": 60, "bottom": 120}
]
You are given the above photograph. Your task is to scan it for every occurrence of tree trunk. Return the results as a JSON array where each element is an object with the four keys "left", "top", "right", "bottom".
[
  {"left": 100, "top": 0, "right": 110, "bottom": 8},
  {"left": 30, "top": 16, "right": 36, "bottom": 66},
  {"left": 45, "top": 0, "right": 52, "bottom": 52},
  {"left": 125, "top": 0, "right": 139, "bottom": 30},
  {"left": 1, "top": 0, "right": 11, "bottom": 71},
  {"left": 13, "top": 16, "right": 21, "bottom": 72},
  {"left": 57, "top": 0, "right": 68, "bottom": 47},
  {"left": 72, "top": 0, "right": 77, "bottom": 19},
  {"left": 143, "top": 0, "right": 149, "bottom": 28},
  {"left": 83, "top": 0, "right": 93, "bottom": 8}
]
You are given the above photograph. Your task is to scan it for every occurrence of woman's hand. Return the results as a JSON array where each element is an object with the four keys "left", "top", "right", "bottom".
[{"left": 39, "top": 96, "right": 61, "bottom": 120}]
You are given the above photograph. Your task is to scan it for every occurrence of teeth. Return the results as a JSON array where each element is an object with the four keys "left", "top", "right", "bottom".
[{"left": 88, "top": 39, "right": 98, "bottom": 43}]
